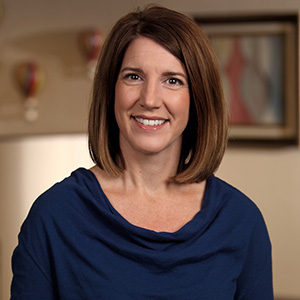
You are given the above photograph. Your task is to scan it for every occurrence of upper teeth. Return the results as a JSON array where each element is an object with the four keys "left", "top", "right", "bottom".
[{"left": 135, "top": 117, "right": 165, "bottom": 126}]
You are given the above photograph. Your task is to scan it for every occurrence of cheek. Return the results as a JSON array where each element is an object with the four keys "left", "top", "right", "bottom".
[
  {"left": 114, "top": 82, "right": 123, "bottom": 110},
  {"left": 172, "top": 92, "right": 190, "bottom": 124},
  {"left": 114, "top": 83, "right": 127, "bottom": 117},
  {"left": 114, "top": 84, "right": 124, "bottom": 127},
  {"left": 114, "top": 82, "right": 137, "bottom": 128},
  {"left": 115, "top": 82, "right": 136, "bottom": 111}
]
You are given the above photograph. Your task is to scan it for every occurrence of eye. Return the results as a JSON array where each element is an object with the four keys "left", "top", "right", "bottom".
[
  {"left": 124, "top": 73, "right": 142, "bottom": 81},
  {"left": 166, "top": 77, "right": 184, "bottom": 86}
]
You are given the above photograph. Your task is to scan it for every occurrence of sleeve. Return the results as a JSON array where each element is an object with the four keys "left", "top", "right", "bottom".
[
  {"left": 10, "top": 197, "right": 59, "bottom": 300},
  {"left": 11, "top": 240, "right": 57, "bottom": 300},
  {"left": 235, "top": 209, "right": 274, "bottom": 300}
]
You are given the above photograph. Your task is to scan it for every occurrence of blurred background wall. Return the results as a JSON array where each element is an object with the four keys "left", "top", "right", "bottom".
[{"left": 0, "top": 0, "right": 299, "bottom": 299}]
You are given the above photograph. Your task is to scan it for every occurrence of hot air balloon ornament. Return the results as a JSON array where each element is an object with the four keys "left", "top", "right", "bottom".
[
  {"left": 14, "top": 61, "right": 45, "bottom": 122},
  {"left": 78, "top": 29, "right": 102, "bottom": 79}
]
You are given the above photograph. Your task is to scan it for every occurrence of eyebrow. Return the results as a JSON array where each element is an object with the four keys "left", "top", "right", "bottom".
[
  {"left": 119, "top": 67, "right": 142, "bottom": 74},
  {"left": 163, "top": 71, "right": 187, "bottom": 79}
]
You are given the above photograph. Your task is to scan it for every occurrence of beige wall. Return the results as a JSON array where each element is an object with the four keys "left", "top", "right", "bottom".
[{"left": 0, "top": 0, "right": 300, "bottom": 299}]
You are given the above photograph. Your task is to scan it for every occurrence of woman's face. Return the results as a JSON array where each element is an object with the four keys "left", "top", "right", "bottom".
[{"left": 114, "top": 36, "right": 190, "bottom": 157}]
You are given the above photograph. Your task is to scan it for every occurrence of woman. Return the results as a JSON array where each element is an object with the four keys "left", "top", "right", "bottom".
[{"left": 11, "top": 5, "right": 273, "bottom": 299}]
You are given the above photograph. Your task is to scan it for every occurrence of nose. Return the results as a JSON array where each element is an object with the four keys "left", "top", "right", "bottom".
[{"left": 140, "top": 80, "right": 162, "bottom": 109}]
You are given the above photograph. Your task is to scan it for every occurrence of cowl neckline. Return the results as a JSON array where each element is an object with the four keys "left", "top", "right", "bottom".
[{"left": 76, "top": 168, "right": 224, "bottom": 252}]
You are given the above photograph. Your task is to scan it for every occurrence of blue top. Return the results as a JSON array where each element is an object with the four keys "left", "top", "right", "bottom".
[{"left": 11, "top": 168, "right": 273, "bottom": 299}]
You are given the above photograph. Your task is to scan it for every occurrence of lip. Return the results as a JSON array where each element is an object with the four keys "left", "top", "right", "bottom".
[
  {"left": 133, "top": 114, "right": 167, "bottom": 120},
  {"left": 131, "top": 115, "right": 168, "bottom": 131}
]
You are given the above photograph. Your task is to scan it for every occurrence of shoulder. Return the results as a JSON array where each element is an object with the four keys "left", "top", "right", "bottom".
[
  {"left": 24, "top": 168, "right": 101, "bottom": 225},
  {"left": 204, "top": 175, "right": 270, "bottom": 244},
  {"left": 12, "top": 168, "right": 103, "bottom": 291},
  {"left": 206, "top": 175, "right": 262, "bottom": 217},
  {"left": 18, "top": 168, "right": 107, "bottom": 250}
]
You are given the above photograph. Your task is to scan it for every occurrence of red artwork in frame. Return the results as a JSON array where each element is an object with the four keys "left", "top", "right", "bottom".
[{"left": 195, "top": 13, "right": 299, "bottom": 145}]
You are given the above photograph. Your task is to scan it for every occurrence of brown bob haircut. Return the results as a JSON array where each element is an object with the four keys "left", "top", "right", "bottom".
[{"left": 88, "top": 5, "right": 228, "bottom": 183}]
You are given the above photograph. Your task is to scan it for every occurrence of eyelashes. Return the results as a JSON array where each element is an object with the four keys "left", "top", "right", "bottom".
[
  {"left": 122, "top": 72, "right": 186, "bottom": 89},
  {"left": 123, "top": 73, "right": 142, "bottom": 81},
  {"left": 165, "top": 78, "right": 184, "bottom": 86}
]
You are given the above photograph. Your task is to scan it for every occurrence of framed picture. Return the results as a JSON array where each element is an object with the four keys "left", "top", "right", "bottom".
[{"left": 195, "top": 13, "right": 299, "bottom": 145}]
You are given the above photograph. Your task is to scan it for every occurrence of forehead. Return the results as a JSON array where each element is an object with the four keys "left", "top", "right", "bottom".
[{"left": 121, "top": 37, "right": 186, "bottom": 72}]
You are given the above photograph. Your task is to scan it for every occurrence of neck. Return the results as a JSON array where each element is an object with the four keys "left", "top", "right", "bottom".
[{"left": 120, "top": 148, "right": 181, "bottom": 196}]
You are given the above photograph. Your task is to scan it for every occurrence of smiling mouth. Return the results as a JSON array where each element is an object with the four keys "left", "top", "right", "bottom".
[{"left": 133, "top": 117, "right": 167, "bottom": 126}]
